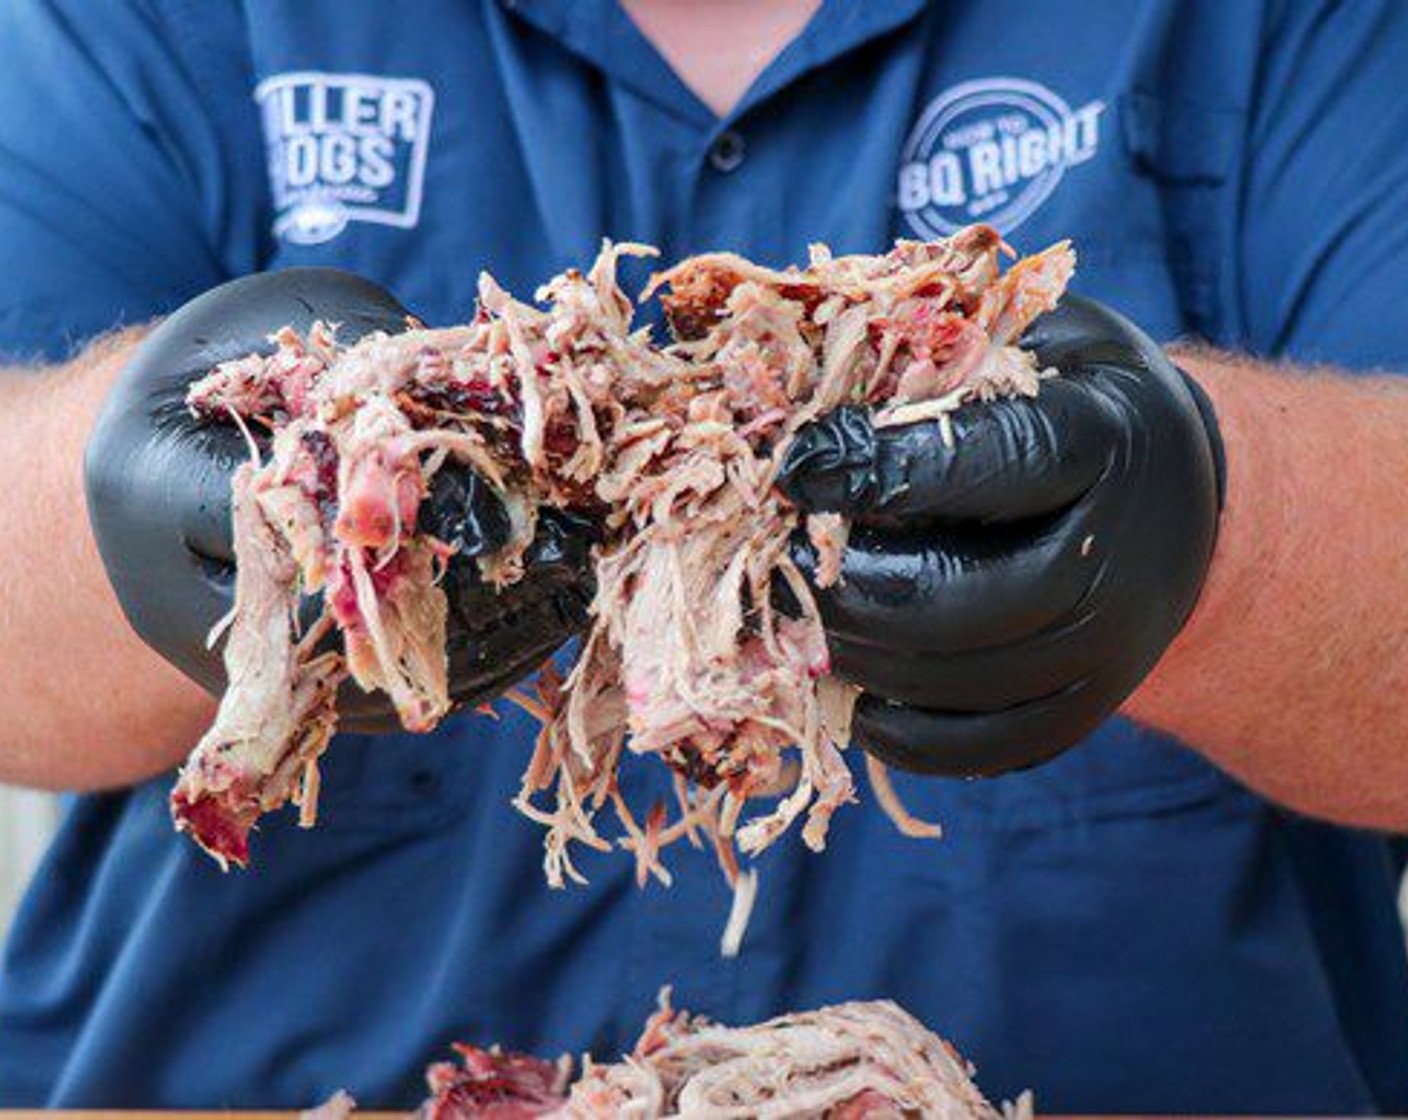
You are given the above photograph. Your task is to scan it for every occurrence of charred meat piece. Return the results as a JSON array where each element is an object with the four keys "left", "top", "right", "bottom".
[{"left": 421, "top": 1046, "right": 570, "bottom": 1120}]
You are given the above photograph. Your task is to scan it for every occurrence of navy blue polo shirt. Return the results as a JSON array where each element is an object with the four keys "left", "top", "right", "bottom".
[{"left": 2, "top": 0, "right": 1407, "bottom": 1111}]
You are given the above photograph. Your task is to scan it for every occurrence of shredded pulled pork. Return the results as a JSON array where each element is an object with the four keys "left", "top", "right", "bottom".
[
  {"left": 300, "top": 1090, "right": 358, "bottom": 1120},
  {"left": 565, "top": 991, "right": 1018, "bottom": 1120},
  {"left": 421, "top": 1046, "right": 574, "bottom": 1120},
  {"left": 414, "top": 991, "right": 1026, "bottom": 1120},
  {"left": 178, "top": 229, "right": 1074, "bottom": 893}
]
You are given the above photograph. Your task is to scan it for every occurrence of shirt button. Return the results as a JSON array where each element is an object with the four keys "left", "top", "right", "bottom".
[{"left": 708, "top": 130, "right": 747, "bottom": 173}]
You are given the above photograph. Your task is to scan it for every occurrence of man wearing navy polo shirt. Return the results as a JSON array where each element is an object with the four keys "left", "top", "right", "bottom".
[{"left": 1, "top": 0, "right": 1406, "bottom": 1112}]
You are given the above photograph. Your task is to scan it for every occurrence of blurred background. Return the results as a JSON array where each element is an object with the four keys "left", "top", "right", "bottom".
[
  {"left": 0, "top": 788, "right": 61, "bottom": 940},
  {"left": 3, "top": 785, "right": 1405, "bottom": 942}
]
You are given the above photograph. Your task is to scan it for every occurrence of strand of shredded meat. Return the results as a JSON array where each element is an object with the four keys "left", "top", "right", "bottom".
[
  {"left": 412, "top": 991, "right": 1030, "bottom": 1120},
  {"left": 177, "top": 228, "right": 1074, "bottom": 899}
]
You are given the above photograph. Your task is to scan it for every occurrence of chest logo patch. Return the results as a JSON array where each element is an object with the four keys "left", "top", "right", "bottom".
[
  {"left": 898, "top": 77, "right": 1103, "bottom": 238},
  {"left": 255, "top": 71, "right": 435, "bottom": 246}
]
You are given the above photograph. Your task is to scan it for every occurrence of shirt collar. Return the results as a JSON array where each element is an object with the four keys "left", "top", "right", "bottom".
[{"left": 502, "top": 0, "right": 928, "bottom": 132}]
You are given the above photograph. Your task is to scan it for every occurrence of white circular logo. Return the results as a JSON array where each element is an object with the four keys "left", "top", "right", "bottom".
[
  {"left": 278, "top": 196, "right": 351, "bottom": 246},
  {"left": 898, "top": 78, "right": 1104, "bottom": 238}
]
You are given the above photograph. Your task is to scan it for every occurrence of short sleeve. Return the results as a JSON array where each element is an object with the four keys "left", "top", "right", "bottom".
[
  {"left": 0, "top": 0, "right": 267, "bottom": 362},
  {"left": 1238, "top": 0, "right": 1408, "bottom": 371}
]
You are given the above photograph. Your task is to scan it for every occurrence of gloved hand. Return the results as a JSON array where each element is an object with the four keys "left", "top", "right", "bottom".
[
  {"left": 85, "top": 268, "right": 594, "bottom": 729},
  {"left": 777, "top": 296, "right": 1223, "bottom": 777}
]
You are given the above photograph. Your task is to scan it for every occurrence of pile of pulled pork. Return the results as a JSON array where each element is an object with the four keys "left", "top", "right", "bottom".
[
  {"left": 418, "top": 991, "right": 1027, "bottom": 1120},
  {"left": 177, "top": 226, "right": 1073, "bottom": 899}
]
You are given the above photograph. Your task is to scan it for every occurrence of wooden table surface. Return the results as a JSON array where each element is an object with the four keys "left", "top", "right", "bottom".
[
  {"left": 0, "top": 1114, "right": 410, "bottom": 1119},
  {"left": 0, "top": 1114, "right": 410, "bottom": 1120},
  {"left": 0, "top": 1113, "right": 1389, "bottom": 1119}
]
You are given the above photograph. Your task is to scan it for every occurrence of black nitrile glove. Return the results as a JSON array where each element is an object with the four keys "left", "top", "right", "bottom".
[
  {"left": 85, "top": 268, "right": 594, "bottom": 729},
  {"left": 777, "top": 296, "right": 1223, "bottom": 778}
]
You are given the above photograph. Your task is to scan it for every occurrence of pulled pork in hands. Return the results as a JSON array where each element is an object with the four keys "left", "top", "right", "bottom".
[{"left": 178, "top": 229, "right": 1074, "bottom": 908}]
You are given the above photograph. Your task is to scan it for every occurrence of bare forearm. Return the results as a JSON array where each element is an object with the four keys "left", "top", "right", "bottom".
[
  {"left": 1125, "top": 351, "right": 1408, "bottom": 830},
  {"left": 0, "top": 332, "right": 212, "bottom": 790}
]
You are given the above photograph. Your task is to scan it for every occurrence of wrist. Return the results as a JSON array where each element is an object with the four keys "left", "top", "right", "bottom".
[{"left": 1123, "top": 352, "right": 1293, "bottom": 721}]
